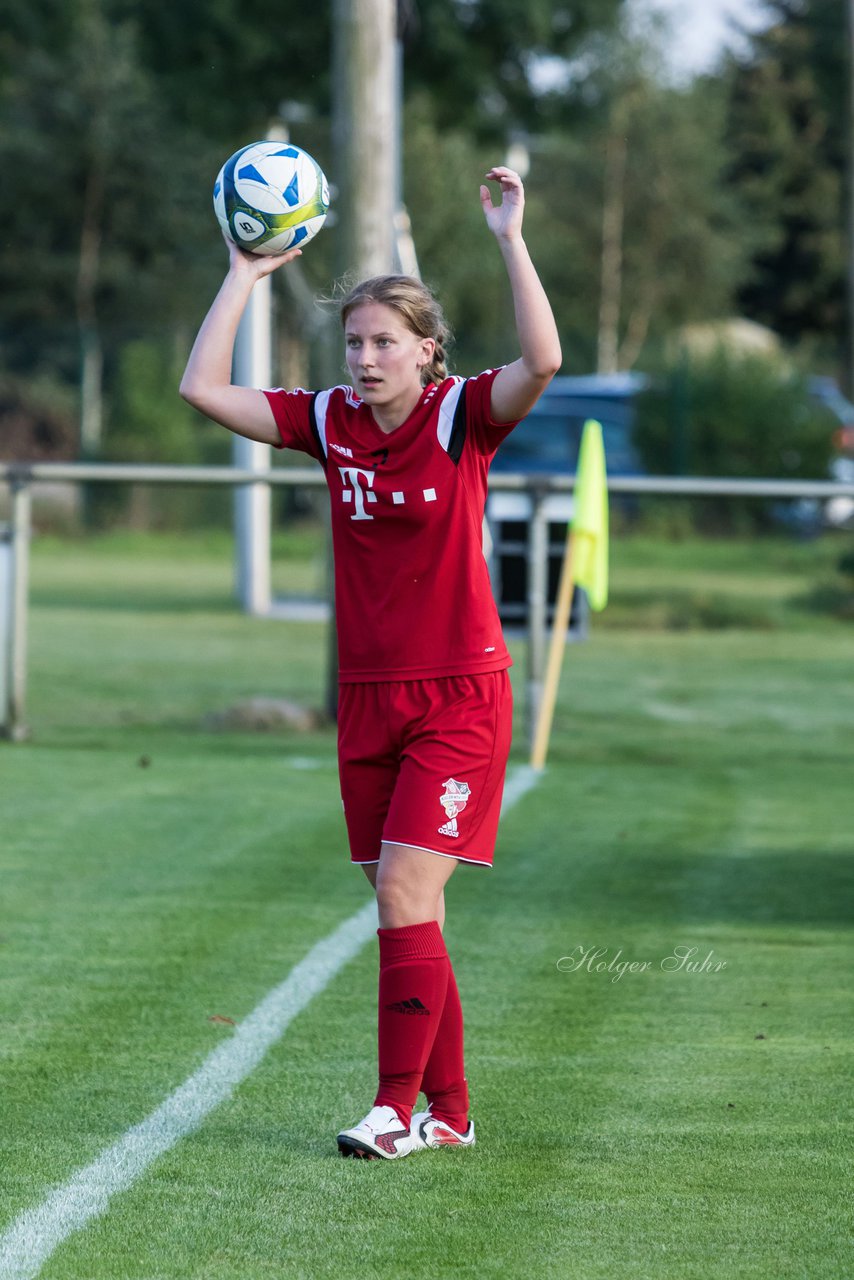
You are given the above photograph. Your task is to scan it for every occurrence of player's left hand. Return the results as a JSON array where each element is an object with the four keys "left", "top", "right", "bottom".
[{"left": 480, "top": 167, "right": 525, "bottom": 241}]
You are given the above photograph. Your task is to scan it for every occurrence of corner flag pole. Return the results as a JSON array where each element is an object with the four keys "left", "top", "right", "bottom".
[
  {"left": 529, "top": 520, "right": 578, "bottom": 769},
  {"left": 529, "top": 420, "right": 609, "bottom": 770}
]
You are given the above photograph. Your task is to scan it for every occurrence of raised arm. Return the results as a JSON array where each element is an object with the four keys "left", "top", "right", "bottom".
[
  {"left": 480, "top": 166, "right": 562, "bottom": 424},
  {"left": 179, "top": 238, "right": 302, "bottom": 445}
]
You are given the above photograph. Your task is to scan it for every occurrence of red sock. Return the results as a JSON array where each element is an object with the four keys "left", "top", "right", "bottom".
[
  {"left": 373, "top": 921, "right": 449, "bottom": 1129},
  {"left": 420, "top": 961, "right": 470, "bottom": 1133}
]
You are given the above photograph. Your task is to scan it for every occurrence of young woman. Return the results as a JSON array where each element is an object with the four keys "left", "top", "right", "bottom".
[{"left": 180, "top": 166, "right": 561, "bottom": 1160}]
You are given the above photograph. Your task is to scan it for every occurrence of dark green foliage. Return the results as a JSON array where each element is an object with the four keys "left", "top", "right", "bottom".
[
  {"left": 802, "top": 543, "right": 854, "bottom": 619},
  {"left": 44, "top": 0, "right": 628, "bottom": 153},
  {"left": 400, "top": 0, "right": 622, "bottom": 137},
  {"left": 402, "top": 94, "right": 515, "bottom": 374},
  {"left": 107, "top": 339, "right": 219, "bottom": 465},
  {"left": 112, "top": 0, "right": 622, "bottom": 143},
  {"left": 0, "top": 0, "right": 626, "bottom": 482},
  {"left": 635, "top": 347, "right": 835, "bottom": 529},
  {"left": 723, "top": 0, "right": 846, "bottom": 358},
  {"left": 109, "top": 0, "right": 333, "bottom": 142},
  {"left": 86, "top": 338, "right": 232, "bottom": 528},
  {"left": 0, "top": 374, "right": 77, "bottom": 460},
  {"left": 524, "top": 73, "right": 750, "bottom": 372},
  {"left": 0, "top": 2, "right": 223, "bottom": 363},
  {"left": 637, "top": 348, "right": 833, "bottom": 478}
]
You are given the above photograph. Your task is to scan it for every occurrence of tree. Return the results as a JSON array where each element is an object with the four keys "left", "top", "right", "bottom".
[
  {"left": 723, "top": 0, "right": 846, "bottom": 360},
  {"left": 0, "top": 0, "right": 223, "bottom": 454},
  {"left": 401, "top": 93, "right": 515, "bottom": 374},
  {"left": 0, "top": 0, "right": 633, "bottom": 438},
  {"left": 612, "top": 74, "right": 748, "bottom": 368},
  {"left": 108, "top": 0, "right": 332, "bottom": 143},
  {"left": 516, "top": 63, "right": 749, "bottom": 373},
  {"left": 115, "top": 0, "right": 624, "bottom": 144},
  {"left": 399, "top": 0, "right": 624, "bottom": 137},
  {"left": 634, "top": 346, "right": 834, "bottom": 529}
]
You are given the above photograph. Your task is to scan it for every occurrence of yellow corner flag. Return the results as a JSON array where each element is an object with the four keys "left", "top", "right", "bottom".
[
  {"left": 529, "top": 418, "right": 609, "bottom": 769},
  {"left": 572, "top": 419, "right": 609, "bottom": 611}
]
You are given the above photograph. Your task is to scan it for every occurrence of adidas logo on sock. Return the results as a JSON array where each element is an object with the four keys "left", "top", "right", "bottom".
[{"left": 385, "top": 997, "right": 430, "bottom": 1015}]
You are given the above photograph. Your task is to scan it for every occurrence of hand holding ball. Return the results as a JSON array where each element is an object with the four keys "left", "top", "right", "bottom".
[{"left": 214, "top": 141, "right": 329, "bottom": 256}]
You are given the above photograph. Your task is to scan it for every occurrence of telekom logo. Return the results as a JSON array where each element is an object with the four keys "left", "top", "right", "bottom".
[
  {"left": 338, "top": 465, "right": 439, "bottom": 521},
  {"left": 338, "top": 466, "right": 378, "bottom": 520}
]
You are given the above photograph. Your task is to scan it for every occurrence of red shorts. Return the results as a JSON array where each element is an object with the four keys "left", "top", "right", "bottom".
[{"left": 337, "top": 671, "right": 513, "bottom": 869}]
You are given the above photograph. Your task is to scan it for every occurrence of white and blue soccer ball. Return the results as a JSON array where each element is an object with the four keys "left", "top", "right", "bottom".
[{"left": 213, "top": 141, "right": 329, "bottom": 255}]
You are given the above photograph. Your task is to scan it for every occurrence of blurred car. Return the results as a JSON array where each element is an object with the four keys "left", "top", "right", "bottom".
[
  {"left": 808, "top": 375, "right": 854, "bottom": 454},
  {"left": 783, "top": 377, "right": 854, "bottom": 530},
  {"left": 486, "top": 374, "right": 648, "bottom": 629},
  {"left": 490, "top": 372, "right": 648, "bottom": 484},
  {"left": 487, "top": 369, "right": 854, "bottom": 626}
]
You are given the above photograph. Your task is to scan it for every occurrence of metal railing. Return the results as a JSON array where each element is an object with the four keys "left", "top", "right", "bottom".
[
  {"left": 3, "top": 461, "right": 854, "bottom": 743},
  {"left": 5, "top": 459, "right": 854, "bottom": 496}
]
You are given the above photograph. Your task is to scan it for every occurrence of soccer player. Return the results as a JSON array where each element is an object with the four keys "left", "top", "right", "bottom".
[{"left": 180, "top": 166, "right": 561, "bottom": 1159}]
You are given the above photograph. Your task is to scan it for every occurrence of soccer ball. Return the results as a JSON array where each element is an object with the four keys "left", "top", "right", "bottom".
[{"left": 213, "top": 141, "right": 329, "bottom": 255}]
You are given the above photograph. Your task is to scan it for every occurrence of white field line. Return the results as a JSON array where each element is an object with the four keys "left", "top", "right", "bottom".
[
  {"left": 0, "top": 901, "right": 377, "bottom": 1280},
  {"left": 0, "top": 764, "right": 540, "bottom": 1280},
  {"left": 642, "top": 700, "right": 701, "bottom": 724},
  {"left": 501, "top": 763, "right": 542, "bottom": 812}
]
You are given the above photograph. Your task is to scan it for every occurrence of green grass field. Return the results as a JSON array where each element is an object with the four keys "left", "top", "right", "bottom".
[{"left": 2, "top": 529, "right": 852, "bottom": 1279}]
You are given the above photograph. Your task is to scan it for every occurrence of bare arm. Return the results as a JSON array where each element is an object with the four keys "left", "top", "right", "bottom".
[
  {"left": 179, "top": 239, "right": 303, "bottom": 445},
  {"left": 480, "top": 167, "right": 562, "bottom": 424}
]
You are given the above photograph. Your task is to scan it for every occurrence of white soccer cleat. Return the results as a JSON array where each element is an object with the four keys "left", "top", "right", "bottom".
[
  {"left": 337, "top": 1105, "right": 419, "bottom": 1160},
  {"left": 410, "top": 1106, "right": 476, "bottom": 1150}
]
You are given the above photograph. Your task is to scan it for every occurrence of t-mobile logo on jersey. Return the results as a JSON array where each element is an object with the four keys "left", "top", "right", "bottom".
[
  {"left": 337, "top": 466, "right": 440, "bottom": 521},
  {"left": 338, "top": 466, "right": 378, "bottom": 520}
]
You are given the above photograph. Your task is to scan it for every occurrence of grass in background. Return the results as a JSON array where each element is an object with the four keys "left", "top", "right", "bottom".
[
  {"left": 1, "top": 528, "right": 852, "bottom": 1278},
  {"left": 603, "top": 527, "right": 854, "bottom": 629}
]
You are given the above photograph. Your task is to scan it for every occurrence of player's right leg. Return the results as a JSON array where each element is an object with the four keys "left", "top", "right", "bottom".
[
  {"left": 339, "top": 844, "right": 457, "bottom": 1158},
  {"left": 354, "top": 862, "right": 473, "bottom": 1153},
  {"left": 338, "top": 686, "right": 449, "bottom": 1158}
]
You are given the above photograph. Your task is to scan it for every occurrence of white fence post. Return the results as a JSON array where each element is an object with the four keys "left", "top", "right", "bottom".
[
  {"left": 232, "top": 276, "right": 272, "bottom": 616},
  {"left": 1, "top": 480, "right": 31, "bottom": 741}
]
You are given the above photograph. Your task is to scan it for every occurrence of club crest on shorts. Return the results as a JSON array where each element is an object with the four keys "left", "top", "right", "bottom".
[{"left": 438, "top": 778, "right": 471, "bottom": 838}]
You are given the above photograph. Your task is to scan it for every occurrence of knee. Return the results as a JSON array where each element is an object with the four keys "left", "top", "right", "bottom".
[
  {"left": 375, "top": 874, "right": 435, "bottom": 930},
  {"left": 375, "top": 877, "right": 415, "bottom": 928}
]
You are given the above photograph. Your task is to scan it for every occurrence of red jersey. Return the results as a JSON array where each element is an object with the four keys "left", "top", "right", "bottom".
[{"left": 263, "top": 369, "right": 518, "bottom": 683}]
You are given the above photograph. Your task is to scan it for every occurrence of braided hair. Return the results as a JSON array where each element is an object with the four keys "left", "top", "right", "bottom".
[{"left": 340, "top": 275, "right": 452, "bottom": 387}]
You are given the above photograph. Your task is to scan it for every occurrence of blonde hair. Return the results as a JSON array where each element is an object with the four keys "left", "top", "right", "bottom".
[{"left": 340, "top": 275, "right": 452, "bottom": 387}]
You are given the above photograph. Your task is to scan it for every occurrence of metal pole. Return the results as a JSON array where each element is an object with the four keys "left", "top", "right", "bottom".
[
  {"left": 4, "top": 481, "right": 31, "bottom": 741},
  {"left": 232, "top": 275, "right": 273, "bottom": 616},
  {"left": 2, "top": 463, "right": 854, "bottom": 500},
  {"left": 526, "top": 488, "right": 549, "bottom": 752}
]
